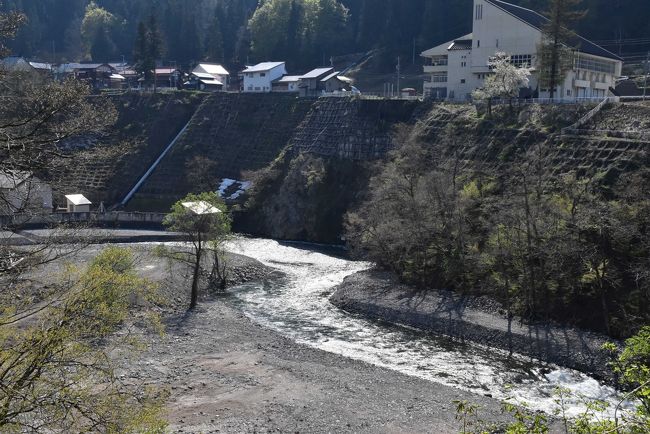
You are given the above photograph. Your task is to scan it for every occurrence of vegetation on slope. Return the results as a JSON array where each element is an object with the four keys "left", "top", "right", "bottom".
[{"left": 346, "top": 103, "right": 650, "bottom": 338}]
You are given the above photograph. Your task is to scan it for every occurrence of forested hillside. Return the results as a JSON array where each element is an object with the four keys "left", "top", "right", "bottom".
[{"left": 2, "top": 0, "right": 649, "bottom": 70}]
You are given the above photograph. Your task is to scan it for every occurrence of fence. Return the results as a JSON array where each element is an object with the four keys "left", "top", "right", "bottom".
[{"left": 0, "top": 211, "right": 167, "bottom": 229}]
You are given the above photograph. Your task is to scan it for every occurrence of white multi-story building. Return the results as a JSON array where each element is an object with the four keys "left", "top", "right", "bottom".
[
  {"left": 421, "top": 0, "right": 623, "bottom": 101},
  {"left": 242, "top": 62, "right": 287, "bottom": 93}
]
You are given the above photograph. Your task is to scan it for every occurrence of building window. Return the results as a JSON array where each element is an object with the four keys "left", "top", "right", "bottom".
[
  {"left": 260, "top": 72, "right": 266, "bottom": 77},
  {"left": 574, "top": 55, "right": 616, "bottom": 74},
  {"left": 510, "top": 54, "right": 532, "bottom": 67},
  {"left": 477, "top": 40, "right": 480, "bottom": 48},
  {"left": 475, "top": 4, "right": 483, "bottom": 20},
  {"left": 567, "top": 89, "right": 571, "bottom": 96},
  {"left": 431, "top": 72, "right": 447, "bottom": 83},
  {"left": 461, "top": 79, "right": 466, "bottom": 84}
]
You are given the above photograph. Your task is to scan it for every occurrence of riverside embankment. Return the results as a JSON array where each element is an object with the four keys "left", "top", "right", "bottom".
[{"left": 330, "top": 269, "right": 615, "bottom": 381}]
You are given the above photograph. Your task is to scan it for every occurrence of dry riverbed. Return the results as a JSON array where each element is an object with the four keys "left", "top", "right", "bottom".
[{"left": 14, "top": 241, "right": 520, "bottom": 433}]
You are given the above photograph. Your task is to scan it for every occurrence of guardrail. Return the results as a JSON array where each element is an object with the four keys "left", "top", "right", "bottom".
[{"left": 0, "top": 211, "right": 167, "bottom": 229}]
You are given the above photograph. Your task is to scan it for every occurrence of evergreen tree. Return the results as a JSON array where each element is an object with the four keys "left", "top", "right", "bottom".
[
  {"left": 133, "top": 20, "right": 153, "bottom": 85},
  {"left": 205, "top": 7, "right": 225, "bottom": 63},
  {"left": 132, "top": 15, "right": 162, "bottom": 90},
  {"left": 538, "top": 0, "right": 586, "bottom": 100}
]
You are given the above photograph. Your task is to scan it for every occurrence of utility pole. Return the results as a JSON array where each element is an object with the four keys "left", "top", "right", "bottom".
[
  {"left": 396, "top": 56, "right": 401, "bottom": 98},
  {"left": 643, "top": 51, "right": 650, "bottom": 101},
  {"left": 412, "top": 38, "right": 416, "bottom": 65}
]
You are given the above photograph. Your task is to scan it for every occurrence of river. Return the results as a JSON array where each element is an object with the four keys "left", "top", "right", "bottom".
[{"left": 223, "top": 237, "right": 633, "bottom": 418}]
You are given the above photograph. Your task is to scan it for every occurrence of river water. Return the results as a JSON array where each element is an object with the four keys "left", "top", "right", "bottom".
[{"left": 223, "top": 238, "right": 633, "bottom": 418}]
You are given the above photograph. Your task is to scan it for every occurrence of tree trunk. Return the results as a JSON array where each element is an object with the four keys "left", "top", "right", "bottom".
[{"left": 190, "top": 247, "right": 202, "bottom": 310}]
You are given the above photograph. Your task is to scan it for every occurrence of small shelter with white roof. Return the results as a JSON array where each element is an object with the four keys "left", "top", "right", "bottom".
[
  {"left": 181, "top": 201, "right": 222, "bottom": 215},
  {"left": 65, "top": 194, "right": 92, "bottom": 213}
]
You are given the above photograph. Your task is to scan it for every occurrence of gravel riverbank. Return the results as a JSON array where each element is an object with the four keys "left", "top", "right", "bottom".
[
  {"left": 15, "top": 241, "right": 515, "bottom": 433},
  {"left": 330, "top": 269, "right": 615, "bottom": 382}
]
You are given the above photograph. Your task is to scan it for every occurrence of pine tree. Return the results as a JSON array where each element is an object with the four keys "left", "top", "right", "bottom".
[{"left": 537, "top": 0, "right": 586, "bottom": 100}]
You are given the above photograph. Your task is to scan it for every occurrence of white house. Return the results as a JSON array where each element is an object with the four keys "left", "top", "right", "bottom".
[
  {"left": 272, "top": 75, "right": 301, "bottom": 93},
  {"left": 421, "top": 0, "right": 623, "bottom": 101},
  {"left": 0, "top": 171, "right": 53, "bottom": 215},
  {"left": 192, "top": 63, "right": 229, "bottom": 89},
  {"left": 242, "top": 62, "right": 287, "bottom": 93}
]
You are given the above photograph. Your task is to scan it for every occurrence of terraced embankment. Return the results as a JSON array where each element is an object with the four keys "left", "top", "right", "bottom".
[
  {"left": 128, "top": 93, "right": 315, "bottom": 210},
  {"left": 51, "top": 92, "right": 205, "bottom": 207}
]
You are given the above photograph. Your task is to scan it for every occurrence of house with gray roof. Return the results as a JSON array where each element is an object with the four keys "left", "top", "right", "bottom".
[
  {"left": 242, "top": 62, "right": 287, "bottom": 93},
  {"left": 421, "top": 0, "right": 623, "bottom": 101},
  {"left": 298, "top": 67, "right": 335, "bottom": 97}
]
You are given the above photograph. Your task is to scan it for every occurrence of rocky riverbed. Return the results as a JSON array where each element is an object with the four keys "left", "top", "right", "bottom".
[{"left": 15, "top": 241, "right": 513, "bottom": 433}]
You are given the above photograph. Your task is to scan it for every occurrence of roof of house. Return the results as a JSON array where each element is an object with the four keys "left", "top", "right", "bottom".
[
  {"left": 242, "top": 62, "right": 285, "bottom": 73},
  {"left": 277, "top": 75, "right": 302, "bottom": 83},
  {"left": 486, "top": 0, "right": 622, "bottom": 61},
  {"left": 300, "top": 67, "right": 334, "bottom": 79},
  {"left": 448, "top": 37, "right": 473, "bottom": 51},
  {"left": 182, "top": 201, "right": 222, "bottom": 215},
  {"left": 65, "top": 194, "right": 92, "bottom": 206},
  {"left": 320, "top": 71, "right": 342, "bottom": 82},
  {"left": 0, "top": 171, "right": 31, "bottom": 189},
  {"left": 191, "top": 72, "right": 224, "bottom": 85},
  {"left": 0, "top": 56, "right": 33, "bottom": 71},
  {"left": 194, "top": 63, "right": 229, "bottom": 76},
  {"left": 58, "top": 63, "right": 115, "bottom": 73},
  {"left": 192, "top": 71, "right": 216, "bottom": 79},
  {"left": 421, "top": 34, "right": 473, "bottom": 56},
  {"left": 28, "top": 61, "right": 52, "bottom": 70},
  {"left": 155, "top": 68, "right": 180, "bottom": 75}
]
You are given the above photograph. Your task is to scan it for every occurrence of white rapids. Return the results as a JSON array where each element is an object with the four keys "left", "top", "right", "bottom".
[{"left": 223, "top": 237, "right": 635, "bottom": 418}]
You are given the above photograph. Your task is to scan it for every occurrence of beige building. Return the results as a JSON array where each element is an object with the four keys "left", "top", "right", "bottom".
[{"left": 421, "top": 0, "right": 623, "bottom": 101}]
